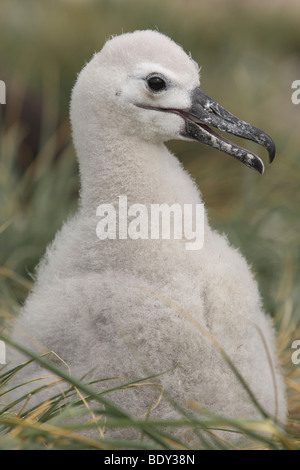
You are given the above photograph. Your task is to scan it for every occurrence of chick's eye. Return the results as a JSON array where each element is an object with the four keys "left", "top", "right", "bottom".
[{"left": 147, "top": 76, "right": 166, "bottom": 92}]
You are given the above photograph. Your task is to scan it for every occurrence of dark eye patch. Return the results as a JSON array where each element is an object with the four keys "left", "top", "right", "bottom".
[{"left": 147, "top": 76, "right": 167, "bottom": 92}]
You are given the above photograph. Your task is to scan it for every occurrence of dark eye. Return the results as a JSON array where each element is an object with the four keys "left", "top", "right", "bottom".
[{"left": 147, "top": 76, "right": 167, "bottom": 92}]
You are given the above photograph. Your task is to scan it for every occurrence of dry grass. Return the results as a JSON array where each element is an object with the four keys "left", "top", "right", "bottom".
[{"left": 1, "top": 0, "right": 300, "bottom": 450}]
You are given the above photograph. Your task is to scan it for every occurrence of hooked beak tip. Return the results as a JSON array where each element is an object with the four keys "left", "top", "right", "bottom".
[{"left": 183, "top": 87, "right": 276, "bottom": 173}]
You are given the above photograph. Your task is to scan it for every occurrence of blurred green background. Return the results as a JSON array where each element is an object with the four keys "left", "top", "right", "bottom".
[{"left": 0, "top": 0, "right": 299, "bottom": 331}]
